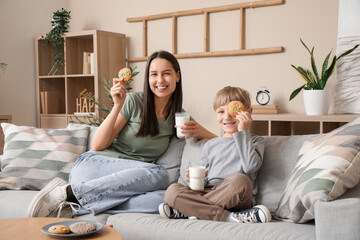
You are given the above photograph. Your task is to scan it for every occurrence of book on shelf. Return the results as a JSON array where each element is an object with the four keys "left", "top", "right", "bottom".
[
  {"left": 40, "top": 91, "right": 59, "bottom": 114},
  {"left": 251, "top": 104, "right": 279, "bottom": 114}
]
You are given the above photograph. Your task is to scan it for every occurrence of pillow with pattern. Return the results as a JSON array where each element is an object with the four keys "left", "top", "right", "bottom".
[
  {"left": 0, "top": 123, "right": 89, "bottom": 190},
  {"left": 275, "top": 117, "right": 360, "bottom": 223}
]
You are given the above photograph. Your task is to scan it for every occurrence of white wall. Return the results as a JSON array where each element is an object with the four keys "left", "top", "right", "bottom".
[
  {"left": 0, "top": 0, "right": 339, "bottom": 134},
  {"left": 0, "top": 0, "right": 68, "bottom": 126}
]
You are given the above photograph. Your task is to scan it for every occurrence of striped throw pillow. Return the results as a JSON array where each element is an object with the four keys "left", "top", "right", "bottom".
[
  {"left": 275, "top": 117, "right": 360, "bottom": 223},
  {"left": 0, "top": 123, "right": 89, "bottom": 190}
]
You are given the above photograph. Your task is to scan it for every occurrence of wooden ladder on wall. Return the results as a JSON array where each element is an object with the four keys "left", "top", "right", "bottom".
[{"left": 126, "top": 0, "right": 284, "bottom": 62}]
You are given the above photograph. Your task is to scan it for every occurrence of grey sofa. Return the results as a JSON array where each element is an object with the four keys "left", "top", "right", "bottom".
[{"left": 1, "top": 123, "right": 360, "bottom": 240}]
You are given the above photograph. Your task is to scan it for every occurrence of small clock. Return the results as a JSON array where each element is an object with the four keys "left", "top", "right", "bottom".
[{"left": 256, "top": 88, "right": 270, "bottom": 105}]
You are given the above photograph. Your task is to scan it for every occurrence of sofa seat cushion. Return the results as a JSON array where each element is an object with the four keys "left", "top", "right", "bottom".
[
  {"left": 106, "top": 213, "right": 316, "bottom": 240},
  {"left": 276, "top": 117, "right": 360, "bottom": 223},
  {"left": 0, "top": 190, "right": 38, "bottom": 218},
  {"left": 0, "top": 123, "right": 89, "bottom": 190},
  {"left": 74, "top": 213, "right": 112, "bottom": 225}
]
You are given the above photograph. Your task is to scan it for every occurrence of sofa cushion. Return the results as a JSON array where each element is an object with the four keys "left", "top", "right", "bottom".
[
  {"left": 107, "top": 213, "right": 316, "bottom": 240},
  {"left": 67, "top": 123, "right": 98, "bottom": 151},
  {"left": 156, "top": 136, "right": 185, "bottom": 184},
  {"left": 177, "top": 137, "right": 209, "bottom": 185},
  {"left": 276, "top": 117, "right": 360, "bottom": 223},
  {"left": 0, "top": 190, "right": 38, "bottom": 218},
  {"left": 256, "top": 134, "right": 318, "bottom": 212},
  {"left": 0, "top": 123, "right": 89, "bottom": 190}
]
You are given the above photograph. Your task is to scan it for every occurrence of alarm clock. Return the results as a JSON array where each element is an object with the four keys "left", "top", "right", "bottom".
[{"left": 256, "top": 88, "right": 270, "bottom": 105}]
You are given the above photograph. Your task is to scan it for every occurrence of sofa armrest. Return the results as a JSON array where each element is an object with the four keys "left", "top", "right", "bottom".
[{"left": 315, "top": 183, "right": 360, "bottom": 240}]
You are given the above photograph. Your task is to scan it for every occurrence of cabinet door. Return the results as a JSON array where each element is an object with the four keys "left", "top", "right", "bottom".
[{"left": 40, "top": 116, "right": 67, "bottom": 129}]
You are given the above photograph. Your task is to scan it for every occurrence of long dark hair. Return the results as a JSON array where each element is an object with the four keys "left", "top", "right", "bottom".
[{"left": 136, "top": 50, "right": 183, "bottom": 137}]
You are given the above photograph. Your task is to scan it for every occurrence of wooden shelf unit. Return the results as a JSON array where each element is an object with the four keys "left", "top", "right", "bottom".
[
  {"left": 35, "top": 30, "right": 126, "bottom": 128},
  {"left": 250, "top": 113, "right": 360, "bottom": 136}
]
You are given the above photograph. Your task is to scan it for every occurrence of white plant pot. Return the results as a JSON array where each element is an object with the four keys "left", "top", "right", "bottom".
[{"left": 303, "top": 89, "right": 331, "bottom": 115}]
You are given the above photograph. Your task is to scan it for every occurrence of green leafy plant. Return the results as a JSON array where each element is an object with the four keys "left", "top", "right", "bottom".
[
  {"left": 289, "top": 39, "right": 359, "bottom": 101},
  {"left": 71, "top": 66, "right": 139, "bottom": 126},
  {"left": 0, "top": 63, "right": 7, "bottom": 72},
  {"left": 42, "top": 8, "right": 71, "bottom": 75}
]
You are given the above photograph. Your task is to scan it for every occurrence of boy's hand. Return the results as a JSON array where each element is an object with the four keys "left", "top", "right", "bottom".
[
  {"left": 236, "top": 111, "right": 252, "bottom": 131},
  {"left": 186, "top": 165, "right": 207, "bottom": 182}
]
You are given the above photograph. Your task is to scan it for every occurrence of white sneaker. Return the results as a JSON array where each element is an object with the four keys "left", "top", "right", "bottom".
[
  {"left": 26, "top": 177, "right": 79, "bottom": 218},
  {"left": 231, "top": 205, "right": 272, "bottom": 223}
]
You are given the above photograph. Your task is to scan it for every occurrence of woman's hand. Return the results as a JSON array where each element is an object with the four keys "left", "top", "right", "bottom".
[
  {"left": 178, "top": 121, "right": 217, "bottom": 140},
  {"left": 111, "top": 78, "right": 127, "bottom": 107}
]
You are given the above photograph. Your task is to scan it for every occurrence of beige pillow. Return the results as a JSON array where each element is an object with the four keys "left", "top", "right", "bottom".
[
  {"left": 275, "top": 117, "right": 360, "bottom": 223},
  {"left": 0, "top": 123, "right": 89, "bottom": 190}
]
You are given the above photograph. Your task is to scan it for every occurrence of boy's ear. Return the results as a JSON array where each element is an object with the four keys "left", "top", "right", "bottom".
[{"left": 248, "top": 107, "right": 253, "bottom": 114}]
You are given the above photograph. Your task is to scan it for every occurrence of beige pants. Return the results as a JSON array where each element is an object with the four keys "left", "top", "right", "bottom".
[{"left": 164, "top": 173, "right": 253, "bottom": 221}]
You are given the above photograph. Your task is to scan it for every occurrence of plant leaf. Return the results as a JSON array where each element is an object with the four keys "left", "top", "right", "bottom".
[
  {"left": 337, "top": 44, "right": 359, "bottom": 60},
  {"left": 322, "top": 56, "right": 337, "bottom": 87},
  {"left": 310, "top": 47, "right": 320, "bottom": 82},
  {"left": 300, "top": 39, "right": 311, "bottom": 54},
  {"left": 321, "top": 51, "right": 331, "bottom": 80},
  {"left": 306, "top": 70, "right": 316, "bottom": 87},
  {"left": 289, "top": 84, "right": 305, "bottom": 101},
  {"left": 291, "top": 65, "right": 311, "bottom": 83}
]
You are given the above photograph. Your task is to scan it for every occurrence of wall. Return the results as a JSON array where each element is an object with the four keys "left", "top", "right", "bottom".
[
  {"left": 0, "top": 0, "right": 68, "bottom": 126},
  {"left": 68, "top": 0, "right": 339, "bottom": 134},
  {"left": 0, "top": 0, "right": 339, "bottom": 134}
]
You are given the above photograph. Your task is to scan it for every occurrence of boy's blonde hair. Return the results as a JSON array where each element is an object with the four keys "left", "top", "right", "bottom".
[{"left": 213, "top": 86, "right": 251, "bottom": 110}]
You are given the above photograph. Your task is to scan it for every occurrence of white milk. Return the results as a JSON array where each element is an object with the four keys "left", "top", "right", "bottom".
[
  {"left": 189, "top": 164, "right": 205, "bottom": 191},
  {"left": 175, "top": 112, "right": 190, "bottom": 138}
]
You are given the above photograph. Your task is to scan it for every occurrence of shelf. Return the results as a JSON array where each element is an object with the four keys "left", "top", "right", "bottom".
[
  {"left": 65, "top": 34, "right": 94, "bottom": 75},
  {"left": 39, "top": 75, "right": 66, "bottom": 79},
  {"left": 250, "top": 113, "right": 360, "bottom": 136},
  {"left": 36, "top": 39, "right": 64, "bottom": 76},
  {"left": 35, "top": 30, "right": 127, "bottom": 128}
]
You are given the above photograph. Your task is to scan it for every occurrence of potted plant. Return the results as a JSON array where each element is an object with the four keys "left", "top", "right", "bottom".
[
  {"left": 289, "top": 39, "right": 359, "bottom": 115},
  {"left": 70, "top": 66, "right": 139, "bottom": 126},
  {"left": 42, "top": 8, "right": 71, "bottom": 75}
]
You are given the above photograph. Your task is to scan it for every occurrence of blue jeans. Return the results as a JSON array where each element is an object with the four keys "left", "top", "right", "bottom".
[{"left": 69, "top": 151, "right": 170, "bottom": 215}]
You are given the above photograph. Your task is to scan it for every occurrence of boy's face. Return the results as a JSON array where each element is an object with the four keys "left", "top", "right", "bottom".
[
  {"left": 216, "top": 103, "right": 253, "bottom": 137},
  {"left": 216, "top": 104, "right": 240, "bottom": 137}
]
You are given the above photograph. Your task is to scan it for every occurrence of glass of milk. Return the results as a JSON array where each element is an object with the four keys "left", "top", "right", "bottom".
[
  {"left": 175, "top": 112, "right": 190, "bottom": 138},
  {"left": 189, "top": 161, "right": 205, "bottom": 191}
]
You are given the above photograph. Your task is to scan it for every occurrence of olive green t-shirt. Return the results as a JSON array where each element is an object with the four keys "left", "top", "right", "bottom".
[{"left": 97, "top": 92, "right": 174, "bottom": 163}]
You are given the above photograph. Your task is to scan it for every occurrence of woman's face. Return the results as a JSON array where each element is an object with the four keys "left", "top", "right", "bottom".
[{"left": 149, "top": 58, "right": 180, "bottom": 100}]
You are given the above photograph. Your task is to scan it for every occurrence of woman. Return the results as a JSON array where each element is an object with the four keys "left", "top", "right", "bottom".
[{"left": 26, "top": 50, "right": 216, "bottom": 218}]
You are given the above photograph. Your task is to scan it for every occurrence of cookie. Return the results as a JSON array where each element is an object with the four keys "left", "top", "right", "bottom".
[
  {"left": 48, "top": 225, "right": 71, "bottom": 234},
  {"left": 69, "top": 222, "right": 97, "bottom": 234},
  {"left": 118, "top": 67, "right": 132, "bottom": 82},
  {"left": 228, "top": 101, "right": 244, "bottom": 117}
]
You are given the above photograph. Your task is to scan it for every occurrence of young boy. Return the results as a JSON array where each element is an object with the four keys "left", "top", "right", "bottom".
[{"left": 159, "top": 86, "right": 271, "bottom": 223}]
